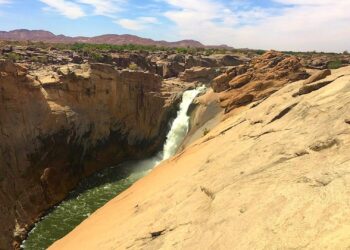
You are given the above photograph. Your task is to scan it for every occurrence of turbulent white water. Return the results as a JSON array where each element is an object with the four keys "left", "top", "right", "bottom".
[
  {"left": 161, "top": 86, "right": 205, "bottom": 161},
  {"left": 119, "top": 86, "right": 205, "bottom": 175},
  {"left": 116, "top": 86, "right": 205, "bottom": 176},
  {"left": 22, "top": 86, "right": 205, "bottom": 250}
]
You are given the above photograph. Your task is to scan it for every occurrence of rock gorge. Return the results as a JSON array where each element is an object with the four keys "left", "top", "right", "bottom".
[
  {"left": 0, "top": 60, "right": 184, "bottom": 249},
  {"left": 1, "top": 42, "right": 350, "bottom": 250},
  {"left": 50, "top": 65, "right": 350, "bottom": 250},
  {"left": 0, "top": 43, "right": 250, "bottom": 249}
]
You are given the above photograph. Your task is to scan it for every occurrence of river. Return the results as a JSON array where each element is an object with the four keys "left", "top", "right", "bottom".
[{"left": 21, "top": 86, "right": 204, "bottom": 250}]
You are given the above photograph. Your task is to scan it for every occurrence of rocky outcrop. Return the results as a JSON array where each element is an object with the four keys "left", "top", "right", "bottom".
[
  {"left": 303, "top": 69, "right": 331, "bottom": 84},
  {"left": 209, "top": 54, "right": 248, "bottom": 67},
  {"left": 153, "top": 54, "right": 244, "bottom": 79},
  {"left": 211, "top": 65, "right": 248, "bottom": 92},
  {"left": 110, "top": 53, "right": 156, "bottom": 72},
  {"left": 0, "top": 60, "right": 182, "bottom": 249},
  {"left": 184, "top": 55, "right": 217, "bottom": 69},
  {"left": 0, "top": 43, "right": 246, "bottom": 81},
  {"left": 179, "top": 67, "right": 220, "bottom": 83},
  {"left": 214, "top": 51, "right": 309, "bottom": 113},
  {"left": 50, "top": 66, "right": 350, "bottom": 250},
  {"left": 300, "top": 54, "right": 350, "bottom": 70},
  {"left": 182, "top": 89, "right": 223, "bottom": 149},
  {"left": 158, "top": 61, "right": 185, "bottom": 79}
]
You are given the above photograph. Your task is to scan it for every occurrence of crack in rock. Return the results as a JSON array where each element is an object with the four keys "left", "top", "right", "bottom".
[
  {"left": 309, "top": 138, "right": 339, "bottom": 152},
  {"left": 150, "top": 229, "right": 166, "bottom": 239},
  {"left": 268, "top": 103, "right": 298, "bottom": 124},
  {"left": 200, "top": 186, "right": 215, "bottom": 200}
]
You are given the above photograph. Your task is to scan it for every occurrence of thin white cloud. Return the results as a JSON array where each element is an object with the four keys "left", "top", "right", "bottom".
[
  {"left": 40, "top": 0, "right": 127, "bottom": 19},
  {"left": 77, "top": 0, "right": 125, "bottom": 16},
  {"left": 40, "top": 0, "right": 85, "bottom": 19},
  {"left": 36, "top": 0, "right": 350, "bottom": 51},
  {"left": 163, "top": 0, "right": 350, "bottom": 52},
  {"left": 0, "top": 0, "right": 9, "bottom": 16},
  {"left": 115, "top": 16, "right": 158, "bottom": 30}
]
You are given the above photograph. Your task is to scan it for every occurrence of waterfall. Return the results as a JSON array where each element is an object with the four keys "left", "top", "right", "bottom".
[
  {"left": 161, "top": 86, "right": 205, "bottom": 161},
  {"left": 22, "top": 86, "right": 205, "bottom": 250},
  {"left": 132, "top": 85, "right": 205, "bottom": 168},
  {"left": 124, "top": 86, "right": 205, "bottom": 173}
]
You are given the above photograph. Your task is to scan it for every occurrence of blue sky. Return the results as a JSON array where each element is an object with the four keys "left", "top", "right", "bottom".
[{"left": 0, "top": 0, "right": 349, "bottom": 52}]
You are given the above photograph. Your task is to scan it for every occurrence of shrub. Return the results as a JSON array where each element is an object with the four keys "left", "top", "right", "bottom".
[
  {"left": 327, "top": 60, "right": 343, "bottom": 69},
  {"left": 89, "top": 52, "right": 103, "bottom": 62},
  {"left": 204, "top": 49, "right": 215, "bottom": 56},
  {"left": 128, "top": 62, "right": 138, "bottom": 70},
  {"left": 203, "top": 128, "right": 210, "bottom": 136},
  {"left": 255, "top": 49, "right": 266, "bottom": 55},
  {"left": 7, "top": 52, "right": 22, "bottom": 62}
]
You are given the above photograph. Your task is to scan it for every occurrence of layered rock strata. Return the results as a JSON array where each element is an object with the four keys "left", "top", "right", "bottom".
[{"left": 212, "top": 51, "right": 310, "bottom": 113}]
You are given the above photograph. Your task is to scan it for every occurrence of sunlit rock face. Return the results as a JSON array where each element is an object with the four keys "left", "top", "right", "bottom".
[
  {"left": 50, "top": 66, "right": 350, "bottom": 250},
  {"left": 212, "top": 51, "right": 310, "bottom": 112}
]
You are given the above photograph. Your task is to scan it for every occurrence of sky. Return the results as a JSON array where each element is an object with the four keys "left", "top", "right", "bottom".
[{"left": 0, "top": 0, "right": 349, "bottom": 52}]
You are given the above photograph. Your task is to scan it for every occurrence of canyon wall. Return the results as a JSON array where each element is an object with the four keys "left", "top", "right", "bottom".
[
  {"left": 50, "top": 66, "right": 350, "bottom": 250},
  {"left": 0, "top": 61, "right": 181, "bottom": 249}
]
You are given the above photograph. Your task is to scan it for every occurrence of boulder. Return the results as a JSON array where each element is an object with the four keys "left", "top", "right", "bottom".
[
  {"left": 72, "top": 53, "right": 83, "bottom": 64},
  {"left": 229, "top": 74, "right": 252, "bottom": 88},
  {"left": 111, "top": 53, "right": 156, "bottom": 72},
  {"left": 211, "top": 54, "right": 246, "bottom": 66},
  {"left": 304, "top": 69, "right": 331, "bottom": 85},
  {"left": 162, "top": 61, "right": 185, "bottom": 78},
  {"left": 212, "top": 73, "right": 231, "bottom": 92},
  {"left": 167, "top": 54, "right": 185, "bottom": 64},
  {"left": 185, "top": 56, "right": 217, "bottom": 69},
  {"left": 2, "top": 45, "right": 13, "bottom": 53},
  {"left": 211, "top": 65, "right": 249, "bottom": 93},
  {"left": 179, "top": 67, "right": 217, "bottom": 82}
]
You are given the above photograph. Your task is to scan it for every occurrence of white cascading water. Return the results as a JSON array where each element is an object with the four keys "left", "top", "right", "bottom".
[
  {"left": 109, "top": 85, "right": 205, "bottom": 175},
  {"left": 161, "top": 86, "right": 205, "bottom": 161},
  {"left": 129, "top": 85, "right": 205, "bottom": 171}
]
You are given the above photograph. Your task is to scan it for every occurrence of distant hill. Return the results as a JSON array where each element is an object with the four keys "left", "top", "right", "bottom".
[{"left": 0, "top": 29, "right": 232, "bottom": 49}]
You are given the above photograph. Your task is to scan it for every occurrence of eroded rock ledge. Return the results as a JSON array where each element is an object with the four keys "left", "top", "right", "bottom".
[{"left": 0, "top": 61, "right": 183, "bottom": 249}]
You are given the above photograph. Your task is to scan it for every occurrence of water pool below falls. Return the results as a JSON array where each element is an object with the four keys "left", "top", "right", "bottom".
[{"left": 22, "top": 87, "right": 204, "bottom": 250}]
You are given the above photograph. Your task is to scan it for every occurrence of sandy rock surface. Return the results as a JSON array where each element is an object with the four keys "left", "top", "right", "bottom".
[{"left": 50, "top": 66, "right": 350, "bottom": 249}]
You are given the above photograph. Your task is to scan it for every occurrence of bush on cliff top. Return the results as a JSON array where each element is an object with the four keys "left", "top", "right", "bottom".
[{"left": 327, "top": 60, "right": 343, "bottom": 69}]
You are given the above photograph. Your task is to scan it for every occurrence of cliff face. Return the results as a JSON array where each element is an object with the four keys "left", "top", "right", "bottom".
[
  {"left": 50, "top": 66, "right": 350, "bottom": 250},
  {"left": 0, "top": 61, "right": 181, "bottom": 249}
]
